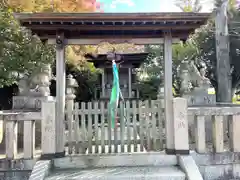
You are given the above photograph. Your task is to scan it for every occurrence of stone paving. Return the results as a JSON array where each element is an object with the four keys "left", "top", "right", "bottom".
[{"left": 45, "top": 166, "right": 185, "bottom": 180}]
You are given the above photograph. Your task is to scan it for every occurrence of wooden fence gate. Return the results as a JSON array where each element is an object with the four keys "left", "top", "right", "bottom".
[{"left": 65, "top": 100, "right": 165, "bottom": 155}]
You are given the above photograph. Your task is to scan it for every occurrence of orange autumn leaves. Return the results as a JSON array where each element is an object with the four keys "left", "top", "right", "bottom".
[
  {"left": 5, "top": 0, "right": 102, "bottom": 12},
  {"left": 51, "top": 0, "right": 102, "bottom": 12}
]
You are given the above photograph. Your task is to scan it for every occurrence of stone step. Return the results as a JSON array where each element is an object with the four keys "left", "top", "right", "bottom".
[
  {"left": 45, "top": 166, "right": 185, "bottom": 180},
  {"left": 0, "top": 171, "right": 31, "bottom": 180},
  {"left": 53, "top": 152, "right": 178, "bottom": 169}
]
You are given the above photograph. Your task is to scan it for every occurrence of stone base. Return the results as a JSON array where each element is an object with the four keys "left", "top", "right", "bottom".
[
  {"left": 40, "top": 151, "right": 65, "bottom": 160},
  {"left": 183, "top": 91, "right": 217, "bottom": 143},
  {"left": 12, "top": 96, "right": 54, "bottom": 110},
  {"left": 191, "top": 151, "right": 240, "bottom": 180},
  {"left": 166, "top": 149, "right": 176, "bottom": 155},
  {"left": 183, "top": 91, "right": 216, "bottom": 106},
  {"left": 175, "top": 150, "right": 189, "bottom": 155}
]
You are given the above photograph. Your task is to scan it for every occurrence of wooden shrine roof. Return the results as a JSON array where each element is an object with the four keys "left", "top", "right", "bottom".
[
  {"left": 85, "top": 52, "right": 149, "bottom": 68},
  {"left": 14, "top": 12, "right": 211, "bottom": 41}
]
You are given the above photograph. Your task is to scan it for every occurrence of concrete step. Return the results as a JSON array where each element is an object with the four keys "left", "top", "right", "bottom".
[{"left": 45, "top": 166, "right": 186, "bottom": 180}]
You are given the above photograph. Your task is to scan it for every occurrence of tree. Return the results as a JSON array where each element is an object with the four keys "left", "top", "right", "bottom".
[
  {"left": 0, "top": 0, "right": 102, "bottom": 89},
  {"left": 172, "top": 0, "right": 240, "bottom": 98},
  {"left": 52, "top": 0, "right": 102, "bottom": 12},
  {"left": 168, "top": 2, "right": 240, "bottom": 97},
  {"left": 184, "top": 0, "right": 240, "bottom": 97},
  {"left": 0, "top": 7, "right": 55, "bottom": 87},
  {"left": 2, "top": 0, "right": 147, "bottom": 101},
  {"left": 137, "top": 0, "right": 205, "bottom": 98},
  {"left": 5, "top": 0, "right": 102, "bottom": 12},
  {"left": 139, "top": 40, "right": 199, "bottom": 97},
  {"left": 175, "top": 0, "right": 202, "bottom": 12}
]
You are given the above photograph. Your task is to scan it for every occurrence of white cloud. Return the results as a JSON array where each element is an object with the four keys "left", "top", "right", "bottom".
[{"left": 110, "top": 0, "right": 135, "bottom": 9}]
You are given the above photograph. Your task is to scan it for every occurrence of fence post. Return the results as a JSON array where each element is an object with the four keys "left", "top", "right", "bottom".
[
  {"left": 173, "top": 97, "right": 189, "bottom": 154},
  {"left": 157, "top": 85, "right": 165, "bottom": 150},
  {"left": 66, "top": 74, "right": 78, "bottom": 154},
  {"left": 6, "top": 120, "right": 18, "bottom": 159},
  {"left": 41, "top": 100, "right": 57, "bottom": 159},
  {"left": 229, "top": 115, "right": 240, "bottom": 152}
]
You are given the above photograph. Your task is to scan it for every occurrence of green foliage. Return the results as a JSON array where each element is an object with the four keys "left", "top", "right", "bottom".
[
  {"left": 0, "top": 1, "right": 104, "bottom": 103},
  {"left": 137, "top": 78, "right": 160, "bottom": 100},
  {"left": 66, "top": 62, "right": 101, "bottom": 101},
  {"left": 0, "top": 5, "right": 100, "bottom": 99},
  {"left": 139, "top": 45, "right": 163, "bottom": 80},
  {"left": 0, "top": 7, "right": 55, "bottom": 87},
  {"left": 139, "top": 42, "right": 194, "bottom": 97}
]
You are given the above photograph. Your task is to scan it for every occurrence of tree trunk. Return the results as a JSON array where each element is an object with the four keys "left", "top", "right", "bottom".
[{"left": 215, "top": 0, "right": 232, "bottom": 103}]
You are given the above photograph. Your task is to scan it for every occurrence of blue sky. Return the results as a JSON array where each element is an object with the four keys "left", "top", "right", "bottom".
[{"left": 99, "top": 0, "right": 214, "bottom": 12}]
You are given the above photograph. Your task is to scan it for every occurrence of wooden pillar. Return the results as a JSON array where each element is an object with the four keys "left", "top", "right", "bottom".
[
  {"left": 164, "top": 31, "right": 175, "bottom": 154},
  {"left": 55, "top": 33, "right": 66, "bottom": 156},
  {"left": 101, "top": 69, "right": 105, "bottom": 97},
  {"left": 128, "top": 67, "right": 132, "bottom": 98}
]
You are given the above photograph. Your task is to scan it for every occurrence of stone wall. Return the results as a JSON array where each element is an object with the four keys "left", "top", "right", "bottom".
[
  {"left": 184, "top": 90, "right": 216, "bottom": 143},
  {"left": 192, "top": 151, "right": 240, "bottom": 180}
]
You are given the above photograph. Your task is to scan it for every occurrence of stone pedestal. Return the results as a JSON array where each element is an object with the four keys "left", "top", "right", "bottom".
[
  {"left": 12, "top": 96, "right": 54, "bottom": 110},
  {"left": 184, "top": 89, "right": 216, "bottom": 106},
  {"left": 173, "top": 98, "right": 189, "bottom": 154},
  {"left": 183, "top": 88, "right": 216, "bottom": 143},
  {"left": 10, "top": 96, "right": 55, "bottom": 149}
]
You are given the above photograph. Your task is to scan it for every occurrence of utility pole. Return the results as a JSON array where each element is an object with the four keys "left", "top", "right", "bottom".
[{"left": 215, "top": 0, "right": 232, "bottom": 103}]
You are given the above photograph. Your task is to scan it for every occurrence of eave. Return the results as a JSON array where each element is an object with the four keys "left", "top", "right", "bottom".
[{"left": 14, "top": 12, "right": 211, "bottom": 42}]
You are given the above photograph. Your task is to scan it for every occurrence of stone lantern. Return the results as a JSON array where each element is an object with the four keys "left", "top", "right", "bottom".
[
  {"left": 33, "top": 64, "right": 52, "bottom": 96},
  {"left": 66, "top": 74, "right": 78, "bottom": 100}
]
